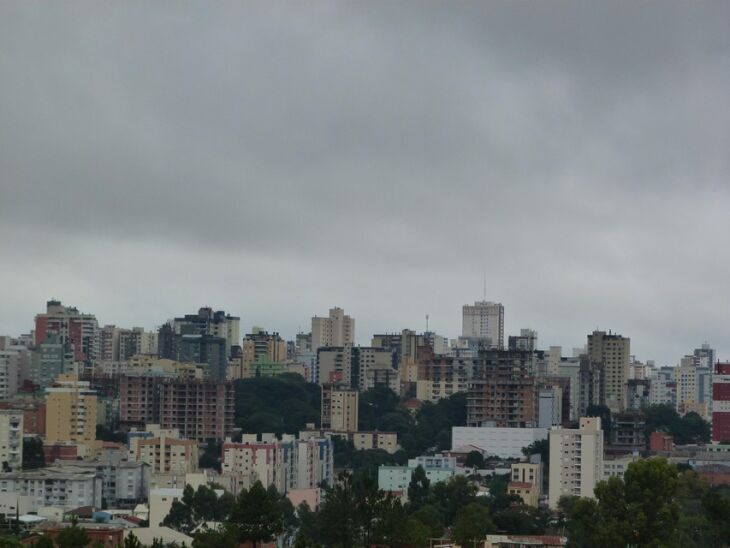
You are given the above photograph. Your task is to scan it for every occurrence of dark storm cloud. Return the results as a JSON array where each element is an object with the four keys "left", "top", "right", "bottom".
[{"left": 1, "top": 1, "right": 729, "bottom": 364}]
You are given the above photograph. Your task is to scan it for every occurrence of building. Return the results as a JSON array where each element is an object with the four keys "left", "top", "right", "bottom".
[
  {"left": 649, "top": 431, "right": 674, "bottom": 452},
  {"left": 509, "top": 461, "right": 542, "bottom": 507},
  {"left": 483, "top": 535, "right": 567, "bottom": 548},
  {"left": 467, "top": 349, "right": 538, "bottom": 427},
  {"left": 320, "top": 384, "right": 358, "bottom": 432},
  {"left": 416, "top": 356, "right": 476, "bottom": 403},
  {"left": 712, "top": 362, "right": 730, "bottom": 443},
  {"left": 0, "top": 467, "right": 103, "bottom": 511},
  {"left": 44, "top": 376, "right": 97, "bottom": 449},
  {"left": 171, "top": 307, "right": 240, "bottom": 359},
  {"left": 602, "top": 453, "right": 639, "bottom": 481},
  {"left": 233, "top": 329, "right": 288, "bottom": 379},
  {"left": 548, "top": 417, "right": 603, "bottom": 508},
  {"left": 452, "top": 426, "right": 548, "bottom": 460},
  {"left": 693, "top": 343, "right": 716, "bottom": 369},
  {"left": 311, "top": 307, "right": 354, "bottom": 352},
  {"left": 378, "top": 455, "right": 459, "bottom": 493},
  {"left": 300, "top": 428, "right": 399, "bottom": 454},
  {"left": 52, "top": 460, "right": 149, "bottom": 507},
  {"left": 29, "top": 333, "right": 75, "bottom": 388},
  {"left": 587, "top": 331, "right": 630, "bottom": 413},
  {"left": 538, "top": 387, "right": 563, "bottom": 428},
  {"left": 221, "top": 434, "right": 333, "bottom": 494},
  {"left": 149, "top": 488, "right": 184, "bottom": 527},
  {"left": 649, "top": 366, "right": 677, "bottom": 408},
  {"left": 0, "top": 410, "right": 23, "bottom": 471},
  {"left": 34, "top": 300, "right": 100, "bottom": 364},
  {"left": 119, "top": 375, "right": 235, "bottom": 441},
  {"left": 0, "top": 351, "right": 19, "bottom": 400},
  {"left": 462, "top": 301, "right": 504, "bottom": 349},
  {"left": 176, "top": 334, "right": 227, "bottom": 381},
  {"left": 316, "top": 345, "right": 397, "bottom": 392},
  {"left": 129, "top": 425, "right": 199, "bottom": 475},
  {"left": 610, "top": 412, "right": 646, "bottom": 450}
]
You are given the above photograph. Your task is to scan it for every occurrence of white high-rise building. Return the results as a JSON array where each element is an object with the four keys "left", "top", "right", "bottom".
[
  {"left": 311, "top": 307, "right": 355, "bottom": 352},
  {"left": 548, "top": 417, "right": 603, "bottom": 508},
  {"left": 461, "top": 301, "right": 504, "bottom": 349},
  {"left": 0, "top": 410, "right": 23, "bottom": 471}
]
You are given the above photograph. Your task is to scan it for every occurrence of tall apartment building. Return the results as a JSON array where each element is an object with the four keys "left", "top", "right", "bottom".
[
  {"left": 0, "top": 411, "right": 23, "bottom": 471},
  {"left": 416, "top": 356, "right": 477, "bottom": 403},
  {"left": 693, "top": 343, "right": 716, "bottom": 369},
  {"left": 587, "top": 330, "right": 630, "bottom": 413},
  {"left": 316, "top": 345, "right": 397, "bottom": 392},
  {"left": 320, "top": 384, "right": 358, "bottom": 431},
  {"left": 467, "top": 349, "right": 537, "bottom": 427},
  {"left": 311, "top": 307, "right": 354, "bottom": 352},
  {"left": 232, "top": 329, "right": 288, "bottom": 379},
  {"left": 461, "top": 301, "right": 504, "bottom": 349},
  {"left": 508, "top": 329, "right": 538, "bottom": 353},
  {"left": 0, "top": 467, "right": 103, "bottom": 511},
  {"left": 34, "top": 300, "right": 100, "bottom": 364},
  {"left": 222, "top": 434, "right": 333, "bottom": 494},
  {"left": 0, "top": 351, "right": 19, "bottom": 400},
  {"left": 119, "top": 375, "right": 234, "bottom": 441},
  {"left": 44, "top": 376, "right": 97, "bottom": 447},
  {"left": 548, "top": 417, "right": 603, "bottom": 508},
  {"left": 712, "top": 362, "right": 730, "bottom": 443},
  {"left": 30, "top": 333, "right": 74, "bottom": 388},
  {"left": 171, "top": 308, "right": 240, "bottom": 358},
  {"left": 129, "top": 425, "right": 199, "bottom": 475},
  {"left": 176, "top": 334, "right": 227, "bottom": 381}
]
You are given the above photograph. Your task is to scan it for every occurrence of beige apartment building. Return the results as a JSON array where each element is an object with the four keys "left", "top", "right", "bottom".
[
  {"left": 548, "top": 417, "right": 603, "bottom": 508},
  {"left": 44, "top": 375, "right": 97, "bottom": 447},
  {"left": 588, "top": 331, "right": 630, "bottom": 413},
  {"left": 509, "top": 461, "right": 542, "bottom": 507},
  {"left": 129, "top": 425, "right": 199, "bottom": 475},
  {"left": 0, "top": 410, "right": 23, "bottom": 471},
  {"left": 311, "top": 307, "right": 354, "bottom": 352},
  {"left": 320, "top": 384, "right": 358, "bottom": 432}
]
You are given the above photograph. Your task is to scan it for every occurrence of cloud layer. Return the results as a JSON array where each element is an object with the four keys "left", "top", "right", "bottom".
[{"left": 1, "top": 1, "right": 729, "bottom": 365}]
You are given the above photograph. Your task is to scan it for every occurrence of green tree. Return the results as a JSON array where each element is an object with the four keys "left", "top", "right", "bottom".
[
  {"left": 521, "top": 438, "right": 549, "bottom": 466},
  {"left": 451, "top": 503, "right": 495, "bottom": 545},
  {"left": 22, "top": 437, "right": 45, "bottom": 470},
  {"left": 464, "top": 450, "right": 485, "bottom": 469},
  {"left": 122, "top": 532, "right": 142, "bottom": 548},
  {"left": 31, "top": 537, "right": 54, "bottom": 548},
  {"left": 319, "top": 473, "right": 360, "bottom": 547},
  {"left": 432, "top": 475, "right": 477, "bottom": 526},
  {"left": 229, "top": 481, "right": 283, "bottom": 543},
  {"left": 407, "top": 465, "right": 431, "bottom": 510},
  {"left": 56, "top": 519, "right": 90, "bottom": 548},
  {"left": 410, "top": 504, "right": 444, "bottom": 539}
]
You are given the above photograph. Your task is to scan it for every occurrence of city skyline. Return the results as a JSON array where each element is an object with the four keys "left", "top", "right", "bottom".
[{"left": 2, "top": 2, "right": 729, "bottom": 367}]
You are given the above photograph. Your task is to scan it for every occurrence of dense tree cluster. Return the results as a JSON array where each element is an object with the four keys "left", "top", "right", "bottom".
[
  {"left": 643, "top": 404, "right": 711, "bottom": 445},
  {"left": 233, "top": 374, "right": 320, "bottom": 435}
]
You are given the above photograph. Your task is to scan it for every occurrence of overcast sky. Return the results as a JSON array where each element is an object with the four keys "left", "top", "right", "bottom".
[{"left": 1, "top": 1, "right": 729, "bottom": 366}]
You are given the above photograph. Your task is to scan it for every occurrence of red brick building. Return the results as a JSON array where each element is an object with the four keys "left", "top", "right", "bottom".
[
  {"left": 712, "top": 362, "right": 730, "bottom": 443},
  {"left": 649, "top": 431, "right": 674, "bottom": 452}
]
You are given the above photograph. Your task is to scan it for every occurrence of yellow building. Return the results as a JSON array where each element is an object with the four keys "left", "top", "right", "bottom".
[
  {"left": 45, "top": 375, "right": 97, "bottom": 447},
  {"left": 321, "top": 384, "right": 358, "bottom": 432},
  {"left": 509, "top": 461, "right": 542, "bottom": 507},
  {"left": 129, "top": 425, "right": 199, "bottom": 475}
]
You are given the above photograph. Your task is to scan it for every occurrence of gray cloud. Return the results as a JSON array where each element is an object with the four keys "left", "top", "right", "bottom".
[{"left": 1, "top": 1, "right": 729, "bottom": 365}]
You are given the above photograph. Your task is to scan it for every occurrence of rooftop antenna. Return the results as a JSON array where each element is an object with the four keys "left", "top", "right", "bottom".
[
  {"left": 426, "top": 314, "right": 429, "bottom": 333},
  {"left": 483, "top": 272, "right": 486, "bottom": 301}
]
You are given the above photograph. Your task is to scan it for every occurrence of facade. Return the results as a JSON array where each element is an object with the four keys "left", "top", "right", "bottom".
[
  {"left": 587, "top": 331, "right": 630, "bottom": 413},
  {"left": 0, "top": 467, "right": 103, "bottom": 511},
  {"left": 172, "top": 307, "right": 240, "bottom": 358},
  {"left": 176, "top": 334, "right": 227, "bottom": 381},
  {"left": 416, "top": 356, "right": 476, "bottom": 403},
  {"left": 0, "top": 410, "right": 23, "bottom": 471},
  {"left": 548, "top": 417, "right": 603, "bottom": 508},
  {"left": 452, "top": 426, "right": 547, "bottom": 460},
  {"left": 649, "top": 431, "right": 674, "bottom": 452},
  {"left": 221, "top": 434, "right": 333, "bottom": 494},
  {"left": 300, "top": 428, "right": 399, "bottom": 454},
  {"left": 0, "top": 351, "right": 19, "bottom": 400},
  {"left": 509, "top": 461, "right": 542, "bottom": 507},
  {"left": 149, "top": 488, "right": 184, "bottom": 527},
  {"left": 233, "top": 329, "right": 288, "bottom": 379},
  {"left": 311, "top": 307, "right": 355, "bottom": 352},
  {"left": 52, "top": 460, "right": 148, "bottom": 507},
  {"left": 34, "top": 300, "right": 100, "bottom": 364},
  {"left": 712, "top": 362, "right": 730, "bottom": 443},
  {"left": 378, "top": 455, "right": 459, "bottom": 493},
  {"left": 320, "top": 384, "right": 358, "bottom": 432},
  {"left": 538, "top": 387, "right": 562, "bottom": 428},
  {"left": 316, "top": 345, "right": 397, "bottom": 392},
  {"left": 119, "top": 375, "right": 235, "bottom": 441},
  {"left": 129, "top": 426, "right": 199, "bottom": 475},
  {"left": 467, "top": 350, "right": 538, "bottom": 427},
  {"left": 45, "top": 376, "right": 97, "bottom": 448},
  {"left": 461, "top": 301, "right": 504, "bottom": 349}
]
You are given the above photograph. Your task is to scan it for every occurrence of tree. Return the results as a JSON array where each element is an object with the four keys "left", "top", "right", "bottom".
[
  {"left": 31, "top": 538, "right": 54, "bottom": 548},
  {"left": 465, "top": 450, "right": 485, "bottom": 469},
  {"left": 565, "top": 458, "right": 681, "bottom": 548},
  {"left": 451, "top": 503, "right": 495, "bottom": 545},
  {"left": 410, "top": 504, "right": 444, "bottom": 539},
  {"left": 521, "top": 439, "right": 549, "bottom": 466},
  {"left": 319, "top": 473, "right": 360, "bottom": 547},
  {"left": 56, "top": 519, "right": 90, "bottom": 548},
  {"left": 22, "top": 437, "right": 45, "bottom": 470},
  {"left": 122, "top": 532, "right": 142, "bottom": 548},
  {"left": 229, "top": 481, "right": 284, "bottom": 543},
  {"left": 432, "top": 475, "right": 478, "bottom": 526},
  {"left": 407, "top": 465, "right": 431, "bottom": 510}
]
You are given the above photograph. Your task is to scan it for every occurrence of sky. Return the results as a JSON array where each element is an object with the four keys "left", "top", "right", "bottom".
[{"left": 1, "top": 1, "right": 729, "bottom": 366}]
